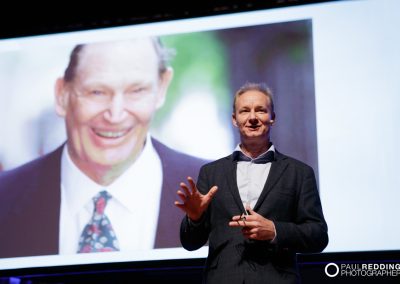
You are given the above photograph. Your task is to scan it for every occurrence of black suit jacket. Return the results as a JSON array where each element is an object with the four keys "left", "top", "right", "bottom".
[
  {"left": 0, "top": 138, "right": 206, "bottom": 258},
  {"left": 180, "top": 150, "right": 328, "bottom": 284}
]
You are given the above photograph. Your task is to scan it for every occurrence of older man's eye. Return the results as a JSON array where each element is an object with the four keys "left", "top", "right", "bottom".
[
  {"left": 89, "top": 90, "right": 107, "bottom": 96},
  {"left": 128, "top": 87, "right": 147, "bottom": 95}
]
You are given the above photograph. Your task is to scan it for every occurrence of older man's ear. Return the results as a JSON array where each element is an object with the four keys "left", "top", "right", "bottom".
[
  {"left": 155, "top": 67, "right": 173, "bottom": 109},
  {"left": 54, "top": 77, "right": 68, "bottom": 117}
]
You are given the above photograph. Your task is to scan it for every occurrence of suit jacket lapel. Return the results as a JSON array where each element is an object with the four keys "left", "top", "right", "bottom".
[
  {"left": 35, "top": 146, "right": 62, "bottom": 254},
  {"left": 14, "top": 146, "right": 62, "bottom": 256},
  {"left": 152, "top": 138, "right": 177, "bottom": 248},
  {"left": 152, "top": 138, "right": 208, "bottom": 248},
  {"left": 253, "top": 151, "right": 288, "bottom": 211},
  {"left": 222, "top": 155, "right": 246, "bottom": 214}
]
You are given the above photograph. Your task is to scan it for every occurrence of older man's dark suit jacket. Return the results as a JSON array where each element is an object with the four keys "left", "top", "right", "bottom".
[
  {"left": 180, "top": 150, "right": 328, "bottom": 284},
  {"left": 0, "top": 138, "right": 206, "bottom": 258}
]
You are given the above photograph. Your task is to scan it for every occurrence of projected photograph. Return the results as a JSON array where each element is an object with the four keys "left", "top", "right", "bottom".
[{"left": 0, "top": 19, "right": 316, "bottom": 259}]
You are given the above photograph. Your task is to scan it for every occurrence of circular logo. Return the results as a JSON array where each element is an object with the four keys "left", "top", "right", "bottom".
[{"left": 325, "top": 263, "right": 339, "bottom": 277}]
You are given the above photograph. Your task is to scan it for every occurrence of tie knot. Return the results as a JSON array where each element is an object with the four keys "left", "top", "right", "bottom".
[{"left": 93, "top": 191, "right": 111, "bottom": 215}]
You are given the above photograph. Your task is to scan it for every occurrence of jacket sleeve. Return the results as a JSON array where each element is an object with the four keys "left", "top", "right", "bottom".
[
  {"left": 180, "top": 165, "right": 211, "bottom": 251},
  {"left": 273, "top": 167, "right": 329, "bottom": 253}
]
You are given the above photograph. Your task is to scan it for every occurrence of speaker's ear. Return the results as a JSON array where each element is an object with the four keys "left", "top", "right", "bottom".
[
  {"left": 270, "top": 112, "right": 276, "bottom": 125},
  {"left": 232, "top": 113, "right": 238, "bottom": 127},
  {"left": 54, "top": 78, "right": 68, "bottom": 117}
]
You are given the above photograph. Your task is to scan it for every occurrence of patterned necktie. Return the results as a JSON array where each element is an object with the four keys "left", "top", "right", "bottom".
[{"left": 77, "top": 191, "right": 120, "bottom": 253}]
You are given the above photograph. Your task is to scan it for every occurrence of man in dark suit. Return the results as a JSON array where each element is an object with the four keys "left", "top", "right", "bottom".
[
  {"left": 0, "top": 37, "right": 206, "bottom": 258},
  {"left": 176, "top": 82, "right": 328, "bottom": 284},
  {"left": 0, "top": 138, "right": 204, "bottom": 258}
]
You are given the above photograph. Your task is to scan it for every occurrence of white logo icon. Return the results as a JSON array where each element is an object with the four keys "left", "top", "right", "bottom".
[{"left": 325, "top": 263, "right": 339, "bottom": 277}]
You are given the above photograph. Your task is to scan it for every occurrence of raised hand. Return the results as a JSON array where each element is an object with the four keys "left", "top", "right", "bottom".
[{"left": 174, "top": 176, "right": 218, "bottom": 222}]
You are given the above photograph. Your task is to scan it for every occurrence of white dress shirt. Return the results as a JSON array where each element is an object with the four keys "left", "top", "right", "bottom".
[
  {"left": 235, "top": 144, "right": 275, "bottom": 210},
  {"left": 59, "top": 135, "right": 163, "bottom": 254}
]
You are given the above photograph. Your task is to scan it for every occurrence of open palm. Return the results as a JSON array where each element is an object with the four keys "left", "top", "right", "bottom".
[{"left": 175, "top": 177, "right": 218, "bottom": 221}]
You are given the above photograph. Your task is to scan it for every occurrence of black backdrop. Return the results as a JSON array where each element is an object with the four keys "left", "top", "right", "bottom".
[{"left": 0, "top": 0, "right": 334, "bottom": 39}]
